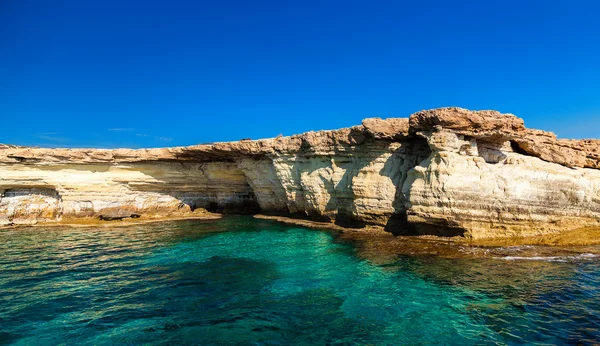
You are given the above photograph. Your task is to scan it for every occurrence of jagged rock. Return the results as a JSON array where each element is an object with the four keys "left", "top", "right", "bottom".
[
  {"left": 578, "top": 139, "right": 600, "bottom": 169},
  {"left": 409, "top": 107, "right": 525, "bottom": 140},
  {"left": 513, "top": 129, "right": 600, "bottom": 169},
  {"left": 1, "top": 107, "right": 599, "bottom": 240},
  {"left": 362, "top": 118, "right": 410, "bottom": 140}
]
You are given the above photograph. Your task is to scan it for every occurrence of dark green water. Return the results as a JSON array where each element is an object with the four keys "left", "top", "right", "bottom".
[{"left": 1, "top": 217, "right": 599, "bottom": 345}]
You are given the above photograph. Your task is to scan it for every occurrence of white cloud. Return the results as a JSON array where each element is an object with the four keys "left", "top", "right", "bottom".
[
  {"left": 107, "top": 128, "right": 136, "bottom": 132},
  {"left": 33, "top": 134, "right": 69, "bottom": 142}
]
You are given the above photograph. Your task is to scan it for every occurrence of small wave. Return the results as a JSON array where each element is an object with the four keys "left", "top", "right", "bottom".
[
  {"left": 496, "top": 253, "right": 600, "bottom": 262},
  {"left": 497, "top": 245, "right": 535, "bottom": 251}
]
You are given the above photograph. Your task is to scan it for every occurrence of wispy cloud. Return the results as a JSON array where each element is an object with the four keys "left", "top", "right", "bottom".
[
  {"left": 136, "top": 133, "right": 173, "bottom": 142},
  {"left": 103, "top": 130, "right": 175, "bottom": 145},
  {"left": 107, "top": 128, "right": 136, "bottom": 132},
  {"left": 33, "top": 134, "right": 70, "bottom": 142}
]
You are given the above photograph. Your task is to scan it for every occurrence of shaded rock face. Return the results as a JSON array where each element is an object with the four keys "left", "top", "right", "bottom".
[
  {"left": 1, "top": 107, "right": 599, "bottom": 239},
  {"left": 239, "top": 140, "right": 431, "bottom": 229}
]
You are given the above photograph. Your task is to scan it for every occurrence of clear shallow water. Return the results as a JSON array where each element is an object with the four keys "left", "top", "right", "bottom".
[{"left": 0, "top": 217, "right": 598, "bottom": 345}]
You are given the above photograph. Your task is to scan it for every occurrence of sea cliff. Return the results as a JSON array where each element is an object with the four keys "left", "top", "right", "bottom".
[{"left": 1, "top": 107, "right": 599, "bottom": 239}]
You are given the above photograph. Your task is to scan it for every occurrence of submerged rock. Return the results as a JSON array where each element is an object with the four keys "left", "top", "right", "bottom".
[
  {"left": 98, "top": 213, "right": 142, "bottom": 221},
  {"left": 0, "top": 107, "right": 599, "bottom": 240}
]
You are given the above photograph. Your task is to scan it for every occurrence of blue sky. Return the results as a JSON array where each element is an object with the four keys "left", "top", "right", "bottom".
[{"left": 1, "top": 0, "right": 599, "bottom": 148}]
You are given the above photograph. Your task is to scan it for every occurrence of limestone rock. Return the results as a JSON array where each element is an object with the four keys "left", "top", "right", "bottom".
[
  {"left": 409, "top": 107, "right": 525, "bottom": 140},
  {"left": 404, "top": 130, "right": 600, "bottom": 238},
  {"left": 577, "top": 139, "right": 600, "bottom": 169},
  {"left": 513, "top": 129, "right": 600, "bottom": 169},
  {"left": 362, "top": 118, "right": 410, "bottom": 140},
  {"left": 1, "top": 107, "right": 599, "bottom": 240}
]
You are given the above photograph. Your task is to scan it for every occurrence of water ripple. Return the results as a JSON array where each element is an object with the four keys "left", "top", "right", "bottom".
[{"left": 1, "top": 217, "right": 599, "bottom": 345}]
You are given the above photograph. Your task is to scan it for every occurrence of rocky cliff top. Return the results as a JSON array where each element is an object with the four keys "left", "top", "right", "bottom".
[{"left": 2, "top": 107, "right": 598, "bottom": 169}]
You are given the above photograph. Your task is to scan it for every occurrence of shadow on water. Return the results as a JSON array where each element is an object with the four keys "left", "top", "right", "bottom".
[
  {"left": 136, "top": 257, "right": 389, "bottom": 345},
  {"left": 0, "top": 222, "right": 391, "bottom": 345}
]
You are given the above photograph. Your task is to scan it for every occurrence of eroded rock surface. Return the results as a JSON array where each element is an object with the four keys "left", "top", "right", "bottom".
[
  {"left": 513, "top": 129, "right": 600, "bottom": 169},
  {"left": 1, "top": 107, "right": 599, "bottom": 239},
  {"left": 409, "top": 107, "right": 526, "bottom": 139}
]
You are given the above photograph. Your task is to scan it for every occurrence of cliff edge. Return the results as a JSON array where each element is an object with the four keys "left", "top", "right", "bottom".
[{"left": 1, "top": 107, "right": 599, "bottom": 239}]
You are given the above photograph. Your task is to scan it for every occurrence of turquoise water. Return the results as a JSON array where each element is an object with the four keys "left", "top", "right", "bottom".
[{"left": 1, "top": 217, "right": 599, "bottom": 345}]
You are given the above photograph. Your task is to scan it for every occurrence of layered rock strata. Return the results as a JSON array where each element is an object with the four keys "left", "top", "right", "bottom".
[{"left": 1, "top": 107, "right": 599, "bottom": 239}]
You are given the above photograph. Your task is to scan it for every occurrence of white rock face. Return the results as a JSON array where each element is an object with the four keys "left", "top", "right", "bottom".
[
  {"left": 1, "top": 107, "right": 599, "bottom": 239},
  {"left": 238, "top": 140, "right": 430, "bottom": 227},
  {"left": 0, "top": 161, "right": 257, "bottom": 225},
  {"left": 0, "top": 188, "right": 62, "bottom": 225},
  {"left": 404, "top": 131, "right": 600, "bottom": 238}
]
